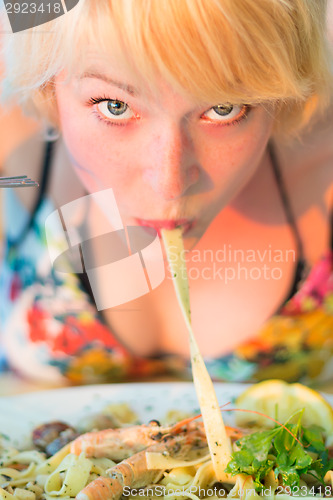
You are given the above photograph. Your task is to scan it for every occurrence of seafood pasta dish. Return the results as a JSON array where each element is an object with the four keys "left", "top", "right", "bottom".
[
  {"left": 2, "top": 232, "right": 333, "bottom": 500},
  {"left": 1, "top": 381, "right": 333, "bottom": 500}
]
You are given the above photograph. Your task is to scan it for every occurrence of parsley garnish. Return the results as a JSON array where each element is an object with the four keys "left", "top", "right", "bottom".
[{"left": 225, "top": 410, "right": 333, "bottom": 493}]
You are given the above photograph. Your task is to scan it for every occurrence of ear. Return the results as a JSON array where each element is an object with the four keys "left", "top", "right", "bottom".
[{"left": 31, "top": 82, "right": 60, "bottom": 129}]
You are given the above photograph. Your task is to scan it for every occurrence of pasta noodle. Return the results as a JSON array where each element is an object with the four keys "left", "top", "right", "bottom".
[
  {"left": 0, "top": 435, "right": 116, "bottom": 500},
  {"left": 161, "top": 229, "right": 232, "bottom": 480}
]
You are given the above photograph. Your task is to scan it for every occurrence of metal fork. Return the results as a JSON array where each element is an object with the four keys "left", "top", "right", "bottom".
[{"left": 0, "top": 175, "right": 39, "bottom": 188}]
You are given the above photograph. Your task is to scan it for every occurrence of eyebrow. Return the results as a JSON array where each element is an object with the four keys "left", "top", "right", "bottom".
[{"left": 79, "top": 70, "right": 139, "bottom": 96}]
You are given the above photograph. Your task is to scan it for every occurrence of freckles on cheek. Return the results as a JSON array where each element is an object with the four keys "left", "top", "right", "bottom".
[
  {"left": 210, "top": 118, "right": 271, "bottom": 171},
  {"left": 198, "top": 133, "right": 252, "bottom": 175},
  {"left": 56, "top": 86, "right": 129, "bottom": 192},
  {"left": 58, "top": 106, "right": 131, "bottom": 186}
]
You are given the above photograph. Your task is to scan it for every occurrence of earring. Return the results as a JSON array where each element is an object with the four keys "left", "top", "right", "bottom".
[{"left": 44, "top": 126, "right": 60, "bottom": 142}]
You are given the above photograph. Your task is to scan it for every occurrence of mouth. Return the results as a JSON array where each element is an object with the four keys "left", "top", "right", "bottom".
[{"left": 135, "top": 218, "right": 194, "bottom": 236}]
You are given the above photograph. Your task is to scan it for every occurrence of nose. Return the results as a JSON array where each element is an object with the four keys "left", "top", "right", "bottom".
[{"left": 143, "top": 122, "right": 200, "bottom": 200}]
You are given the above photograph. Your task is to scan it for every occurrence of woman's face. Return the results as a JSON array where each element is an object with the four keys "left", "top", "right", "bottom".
[{"left": 55, "top": 48, "right": 274, "bottom": 246}]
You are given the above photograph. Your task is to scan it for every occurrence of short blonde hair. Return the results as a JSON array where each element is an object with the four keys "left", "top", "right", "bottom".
[{"left": 1, "top": 0, "right": 332, "bottom": 136}]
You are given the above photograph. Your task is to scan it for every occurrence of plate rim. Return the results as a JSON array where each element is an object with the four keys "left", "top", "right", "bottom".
[
  {"left": 2, "top": 382, "right": 333, "bottom": 447},
  {"left": 0, "top": 380, "right": 244, "bottom": 402}
]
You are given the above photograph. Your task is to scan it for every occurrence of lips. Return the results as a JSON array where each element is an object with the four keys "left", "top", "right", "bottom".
[{"left": 135, "top": 218, "right": 194, "bottom": 235}]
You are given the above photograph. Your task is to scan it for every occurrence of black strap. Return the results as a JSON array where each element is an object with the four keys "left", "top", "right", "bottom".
[
  {"left": 268, "top": 141, "right": 305, "bottom": 259},
  {"left": 76, "top": 268, "right": 95, "bottom": 302},
  {"left": 268, "top": 141, "right": 307, "bottom": 302},
  {"left": 8, "top": 140, "right": 55, "bottom": 251}
]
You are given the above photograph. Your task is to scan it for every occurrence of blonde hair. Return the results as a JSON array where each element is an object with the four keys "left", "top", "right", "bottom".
[{"left": 1, "top": 0, "right": 332, "bottom": 136}]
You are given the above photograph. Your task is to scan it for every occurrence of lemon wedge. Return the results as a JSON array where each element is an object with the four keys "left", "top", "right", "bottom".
[{"left": 235, "top": 380, "right": 333, "bottom": 446}]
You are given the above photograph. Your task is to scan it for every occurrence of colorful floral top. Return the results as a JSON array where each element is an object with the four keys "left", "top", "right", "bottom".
[{"left": 0, "top": 142, "right": 332, "bottom": 387}]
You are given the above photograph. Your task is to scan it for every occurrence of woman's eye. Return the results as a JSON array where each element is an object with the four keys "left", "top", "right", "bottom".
[
  {"left": 202, "top": 104, "right": 247, "bottom": 123},
  {"left": 96, "top": 99, "right": 135, "bottom": 120}
]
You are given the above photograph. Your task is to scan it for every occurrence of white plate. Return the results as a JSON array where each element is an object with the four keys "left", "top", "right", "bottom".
[
  {"left": 0, "top": 382, "right": 245, "bottom": 448},
  {"left": 2, "top": 383, "right": 333, "bottom": 450}
]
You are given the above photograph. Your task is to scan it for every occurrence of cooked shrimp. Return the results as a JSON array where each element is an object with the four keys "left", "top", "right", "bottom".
[
  {"left": 70, "top": 419, "right": 243, "bottom": 461},
  {"left": 70, "top": 421, "right": 169, "bottom": 461},
  {"left": 76, "top": 427, "right": 208, "bottom": 500}
]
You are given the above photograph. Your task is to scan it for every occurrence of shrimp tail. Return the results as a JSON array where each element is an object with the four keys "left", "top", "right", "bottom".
[
  {"left": 76, "top": 428, "right": 207, "bottom": 500},
  {"left": 76, "top": 452, "right": 163, "bottom": 500}
]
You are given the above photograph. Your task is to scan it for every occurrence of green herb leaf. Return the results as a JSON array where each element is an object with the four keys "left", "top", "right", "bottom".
[
  {"left": 235, "top": 429, "right": 279, "bottom": 462},
  {"left": 274, "top": 465, "right": 300, "bottom": 488},
  {"left": 302, "top": 425, "right": 326, "bottom": 452},
  {"left": 225, "top": 413, "right": 333, "bottom": 493}
]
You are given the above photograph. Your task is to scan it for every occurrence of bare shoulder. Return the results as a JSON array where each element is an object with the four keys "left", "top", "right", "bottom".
[
  {"left": 276, "top": 109, "right": 333, "bottom": 213},
  {"left": 0, "top": 107, "right": 45, "bottom": 212},
  {"left": 275, "top": 109, "right": 333, "bottom": 261},
  {"left": 0, "top": 105, "right": 41, "bottom": 173}
]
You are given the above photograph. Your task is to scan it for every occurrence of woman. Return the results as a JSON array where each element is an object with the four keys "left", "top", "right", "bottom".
[{"left": 0, "top": 0, "right": 332, "bottom": 385}]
